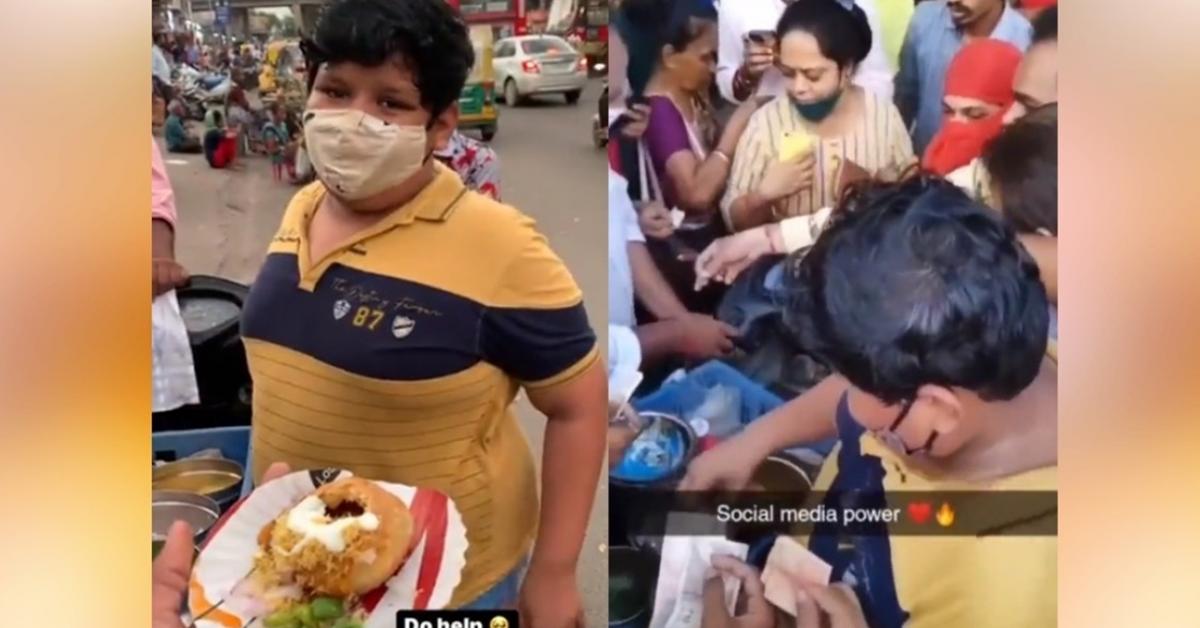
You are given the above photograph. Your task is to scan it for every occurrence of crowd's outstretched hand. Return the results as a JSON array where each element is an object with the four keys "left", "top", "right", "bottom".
[
  {"left": 694, "top": 225, "right": 781, "bottom": 291},
  {"left": 638, "top": 200, "right": 675, "bottom": 240},
  {"left": 679, "top": 438, "right": 758, "bottom": 491},
  {"left": 675, "top": 313, "right": 740, "bottom": 360}
]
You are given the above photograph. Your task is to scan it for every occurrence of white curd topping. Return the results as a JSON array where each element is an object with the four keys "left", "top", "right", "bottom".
[{"left": 282, "top": 495, "right": 379, "bottom": 553}]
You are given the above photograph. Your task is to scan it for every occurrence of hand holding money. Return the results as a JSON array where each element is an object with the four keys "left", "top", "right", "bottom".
[
  {"left": 761, "top": 537, "right": 832, "bottom": 617},
  {"left": 700, "top": 555, "right": 775, "bottom": 628}
]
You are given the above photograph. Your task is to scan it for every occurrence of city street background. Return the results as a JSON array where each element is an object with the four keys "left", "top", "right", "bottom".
[{"left": 162, "top": 80, "right": 609, "bottom": 623}]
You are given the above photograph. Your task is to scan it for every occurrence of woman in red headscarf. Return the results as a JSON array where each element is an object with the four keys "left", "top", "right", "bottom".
[{"left": 922, "top": 39, "right": 1022, "bottom": 177}]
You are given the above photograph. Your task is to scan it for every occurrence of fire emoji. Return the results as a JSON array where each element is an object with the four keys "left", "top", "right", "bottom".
[{"left": 936, "top": 502, "right": 955, "bottom": 527}]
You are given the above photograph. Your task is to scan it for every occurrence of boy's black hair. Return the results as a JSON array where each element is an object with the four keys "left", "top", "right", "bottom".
[
  {"left": 1032, "top": 5, "right": 1057, "bottom": 44},
  {"left": 212, "top": 109, "right": 225, "bottom": 127},
  {"left": 983, "top": 104, "right": 1057, "bottom": 235},
  {"left": 784, "top": 177, "right": 1048, "bottom": 404},
  {"left": 776, "top": 0, "right": 873, "bottom": 71},
  {"left": 300, "top": 0, "right": 474, "bottom": 118}
]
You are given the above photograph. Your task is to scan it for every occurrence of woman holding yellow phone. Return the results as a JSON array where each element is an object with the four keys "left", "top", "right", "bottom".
[{"left": 722, "top": 0, "right": 915, "bottom": 233}]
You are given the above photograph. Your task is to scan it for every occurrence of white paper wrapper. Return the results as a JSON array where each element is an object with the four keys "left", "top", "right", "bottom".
[
  {"left": 648, "top": 513, "right": 748, "bottom": 628},
  {"left": 151, "top": 291, "right": 200, "bottom": 413},
  {"left": 188, "top": 469, "right": 468, "bottom": 628}
]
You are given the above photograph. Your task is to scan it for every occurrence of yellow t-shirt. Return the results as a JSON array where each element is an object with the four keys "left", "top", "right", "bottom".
[
  {"left": 242, "top": 163, "right": 598, "bottom": 605},
  {"left": 801, "top": 403, "right": 1057, "bottom": 628}
]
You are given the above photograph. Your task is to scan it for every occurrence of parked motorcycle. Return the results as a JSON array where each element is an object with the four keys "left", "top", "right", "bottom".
[{"left": 173, "top": 66, "right": 232, "bottom": 120}]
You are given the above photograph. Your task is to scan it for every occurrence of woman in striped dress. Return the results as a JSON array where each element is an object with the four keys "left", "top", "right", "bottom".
[{"left": 722, "top": 0, "right": 915, "bottom": 233}]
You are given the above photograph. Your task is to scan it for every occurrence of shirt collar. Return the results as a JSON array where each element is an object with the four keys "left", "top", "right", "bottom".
[
  {"left": 406, "top": 161, "right": 469, "bottom": 222},
  {"left": 303, "top": 161, "right": 467, "bottom": 232}
]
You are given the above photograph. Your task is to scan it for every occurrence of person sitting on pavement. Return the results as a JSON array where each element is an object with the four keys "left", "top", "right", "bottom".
[
  {"left": 163, "top": 102, "right": 202, "bottom": 154},
  {"left": 202, "top": 110, "right": 238, "bottom": 170},
  {"left": 241, "top": 0, "right": 605, "bottom": 619},
  {"left": 684, "top": 177, "right": 1056, "bottom": 628},
  {"left": 433, "top": 129, "right": 501, "bottom": 200},
  {"left": 226, "top": 86, "right": 260, "bottom": 151}
]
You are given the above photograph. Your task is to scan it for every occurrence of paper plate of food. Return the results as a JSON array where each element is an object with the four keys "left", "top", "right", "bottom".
[{"left": 187, "top": 469, "right": 468, "bottom": 628}]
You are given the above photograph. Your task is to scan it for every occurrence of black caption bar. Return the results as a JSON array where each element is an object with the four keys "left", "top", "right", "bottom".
[{"left": 396, "top": 610, "right": 519, "bottom": 628}]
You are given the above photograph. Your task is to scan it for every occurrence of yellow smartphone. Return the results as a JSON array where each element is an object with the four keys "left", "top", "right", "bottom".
[{"left": 779, "top": 131, "right": 814, "bottom": 162}]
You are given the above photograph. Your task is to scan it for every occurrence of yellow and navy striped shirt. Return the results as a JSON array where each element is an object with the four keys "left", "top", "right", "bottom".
[
  {"left": 721, "top": 90, "right": 916, "bottom": 229},
  {"left": 241, "top": 163, "right": 598, "bottom": 605}
]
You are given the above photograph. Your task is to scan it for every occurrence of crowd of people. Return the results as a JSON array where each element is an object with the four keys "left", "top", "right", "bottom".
[
  {"left": 153, "top": 27, "right": 504, "bottom": 197},
  {"left": 608, "top": 0, "right": 1057, "bottom": 626}
]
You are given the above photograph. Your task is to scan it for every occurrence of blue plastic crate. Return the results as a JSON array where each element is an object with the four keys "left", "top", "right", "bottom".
[
  {"left": 634, "top": 360, "right": 784, "bottom": 426},
  {"left": 633, "top": 360, "right": 835, "bottom": 459},
  {"left": 153, "top": 425, "right": 254, "bottom": 498}
]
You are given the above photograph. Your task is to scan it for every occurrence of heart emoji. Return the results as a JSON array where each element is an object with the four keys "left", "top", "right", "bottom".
[{"left": 907, "top": 501, "right": 932, "bottom": 524}]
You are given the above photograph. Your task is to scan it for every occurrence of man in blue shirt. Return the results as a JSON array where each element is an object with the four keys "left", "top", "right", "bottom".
[
  {"left": 895, "top": 0, "right": 1031, "bottom": 153},
  {"left": 163, "top": 102, "right": 201, "bottom": 154}
]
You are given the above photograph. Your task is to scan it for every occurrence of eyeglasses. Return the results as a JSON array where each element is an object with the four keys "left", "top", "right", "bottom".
[{"left": 872, "top": 399, "right": 937, "bottom": 456}]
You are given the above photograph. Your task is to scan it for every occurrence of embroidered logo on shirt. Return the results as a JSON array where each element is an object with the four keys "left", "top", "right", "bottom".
[
  {"left": 392, "top": 315, "right": 416, "bottom": 339},
  {"left": 333, "top": 299, "right": 352, "bottom": 320}
]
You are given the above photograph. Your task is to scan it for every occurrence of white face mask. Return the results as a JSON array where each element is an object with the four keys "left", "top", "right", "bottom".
[{"left": 303, "top": 109, "right": 429, "bottom": 202}]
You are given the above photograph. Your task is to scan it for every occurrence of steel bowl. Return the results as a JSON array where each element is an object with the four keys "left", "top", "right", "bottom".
[
  {"left": 609, "top": 411, "right": 698, "bottom": 488},
  {"left": 748, "top": 453, "right": 814, "bottom": 494},
  {"left": 152, "top": 457, "right": 244, "bottom": 512},
  {"left": 152, "top": 490, "right": 220, "bottom": 557},
  {"left": 725, "top": 454, "right": 815, "bottom": 547}
]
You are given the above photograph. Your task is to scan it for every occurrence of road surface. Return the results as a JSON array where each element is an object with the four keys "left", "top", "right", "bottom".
[{"left": 163, "top": 80, "right": 610, "bottom": 623}]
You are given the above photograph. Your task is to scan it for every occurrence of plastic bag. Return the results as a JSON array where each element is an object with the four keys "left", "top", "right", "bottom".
[
  {"left": 686, "top": 384, "right": 742, "bottom": 440},
  {"left": 152, "top": 291, "right": 200, "bottom": 412}
]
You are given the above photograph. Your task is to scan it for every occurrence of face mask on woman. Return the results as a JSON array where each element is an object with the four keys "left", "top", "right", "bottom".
[
  {"left": 303, "top": 109, "right": 429, "bottom": 203},
  {"left": 793, "top": 89, "right": 843, "bottom": 122}
]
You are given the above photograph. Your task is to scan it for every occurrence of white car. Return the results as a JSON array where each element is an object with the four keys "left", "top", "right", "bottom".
[{"left": 493, "top": 35, "right": 589, "bottom": 106}]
